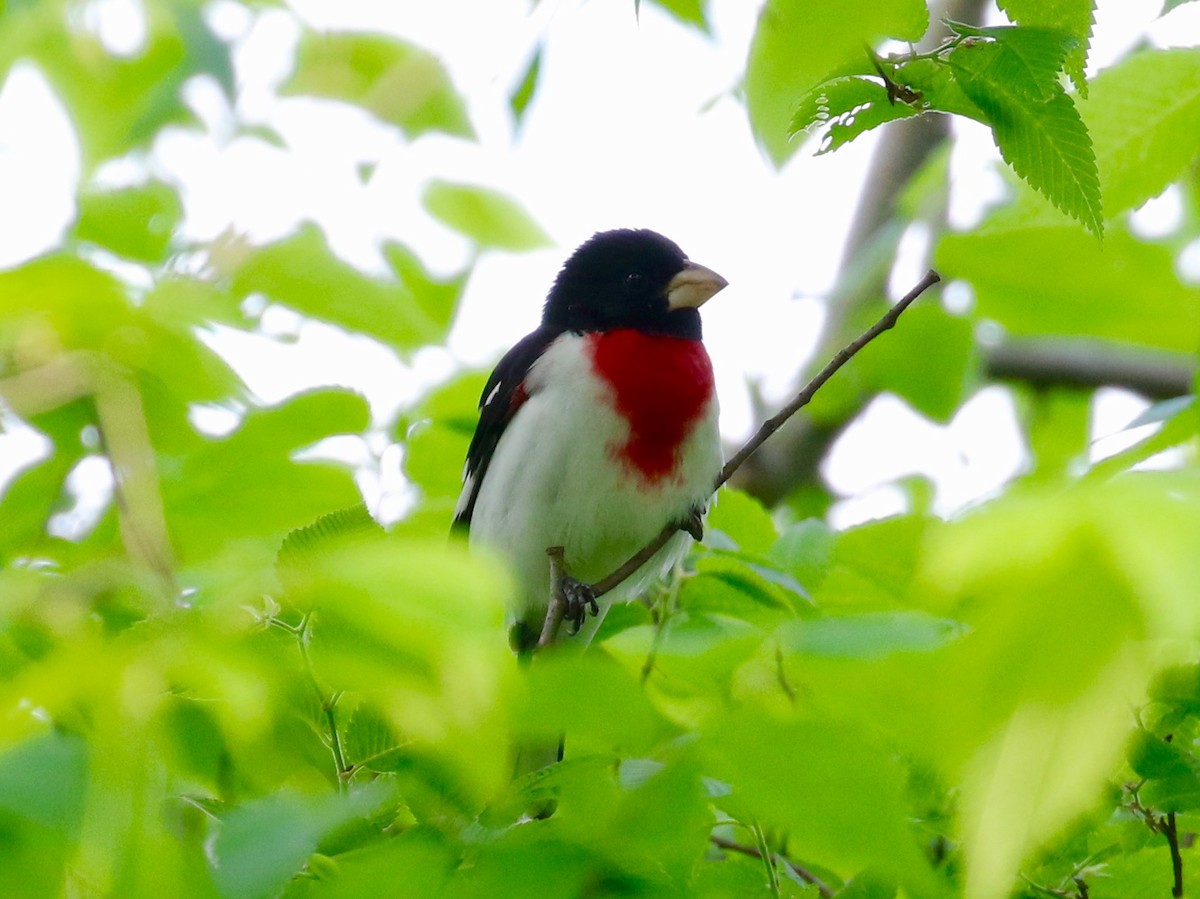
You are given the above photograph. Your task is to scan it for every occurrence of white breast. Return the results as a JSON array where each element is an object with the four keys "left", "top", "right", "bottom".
[{"left": 467, "top": 333, "right": 720, "bottom": 640}]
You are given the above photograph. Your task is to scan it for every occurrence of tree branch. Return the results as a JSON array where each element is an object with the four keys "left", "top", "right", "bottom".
[
  {"left": 984, "top": 339, "right": 1195, "bottom": 400},
  {"left": 588, "top": 269, "right": 940, "bottom": 598}
]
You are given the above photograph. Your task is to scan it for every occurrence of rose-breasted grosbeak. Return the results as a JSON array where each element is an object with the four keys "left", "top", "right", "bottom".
[{"left": 455, "top": 229, "right": 727, "bottom": 653}]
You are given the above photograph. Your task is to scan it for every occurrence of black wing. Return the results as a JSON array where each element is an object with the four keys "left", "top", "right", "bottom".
[{"left": 453, "top": 327, "right": 559, "bottom": 531}]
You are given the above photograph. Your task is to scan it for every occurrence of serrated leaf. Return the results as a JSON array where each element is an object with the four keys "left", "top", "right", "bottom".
[
  {"left": 976, "top": 26, "right": 1079, "bottom": 101},
  {"left": 422, "top": 180, "right": 551, "bottom": 252},
  {"left": 344, "top": 704, "right": 409, "bottom": 772},
  {"left": 282, "top": 31, "right": 473, "bottom": 140},
  {"left": 277, "top": 504, "right": 383, "bottom": 589},
  {"left": 790, "top": 76, "right": 919, "bottom": 153},
  {"left": 746, "top": 0, "right": 928, "bottom": 166},
  {"left": 997, "top": 0, "right": 1094, "bottom": 94},
  {"left": 951, "top": 41, "right": 1103, "bottom": 237}
]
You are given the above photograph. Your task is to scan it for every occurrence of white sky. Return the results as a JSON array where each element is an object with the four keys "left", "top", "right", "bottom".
[{"left": 1, "top": 0, "right": 1197, "bottom": 531}]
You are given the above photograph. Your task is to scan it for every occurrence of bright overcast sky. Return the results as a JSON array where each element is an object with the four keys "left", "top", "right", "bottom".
[{"left": 2, "top": 0, "right": 1198, "bottom": 527}]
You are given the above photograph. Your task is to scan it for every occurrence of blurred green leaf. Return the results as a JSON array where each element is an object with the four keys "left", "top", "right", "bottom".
[
  {"left": 938, "top": 221, "right": 1200, "bottom": 352},
  {"left": 164, "top": 390, "right": 368, "bottom": 562},
  {"left": 0, "top": 2, "right": 231, "bottom": 170},
  {"left": 701, "top": 710, "right": 934, "bottom": 888},
  {"left": 422, "top": 180, "right": 551, "bottom": 252},
  {"left": 0, "top": 731, "right": 87, "bottom": 833},
  {"left": 212, "top": 785, "right": 388, "bottom": 899},
  {"left": 282, "top": 31, "right": 473, "bottom": 139},
  {"left": 228, "top": 225, "right": 456, "bottom": 353},
  {"left": 74, "top": 180, "right": 183, "bottom": 263},
  {"left": 777, "top": 611, "right": 965, "bottom": 660},
  {"left": 704, "top": 487, "right": 777, "bottom": 553},
  {"left": 644, "top": 0, "right": 711, "bottom": 32},
  {"left": 1083, "top": 48, "right": 1200, "bottom": 217},
  {"left": 858, "top": 302, "right": 975, "bottom": 422},
  {"left": 509, "top": 45, "right": 542, "bottom": 125}
]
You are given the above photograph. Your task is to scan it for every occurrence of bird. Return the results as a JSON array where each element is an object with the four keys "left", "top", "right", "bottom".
[{"left": 454, "top": 228, "right": 727, "bottom": 655}]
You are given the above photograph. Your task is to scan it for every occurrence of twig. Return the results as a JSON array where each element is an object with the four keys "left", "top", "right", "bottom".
[
  {"left": 269, "top": 611, "right": 351, "bottom": 789},
  {"left": 1165, "top": 812, "right": 1184, "bottom": 898},
  {"left": 710, "top": 834, "right": 834, "bottom": 898},
  {"left": 538, "top": 546, "right": 568, "bottom": 649},
  {"left": 589, "top": 269, "right": 941, "bottom": 598}
]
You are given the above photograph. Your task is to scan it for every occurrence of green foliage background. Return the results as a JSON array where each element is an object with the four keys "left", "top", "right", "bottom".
[{"left": 1, "top": 1, "right": 1199, "bottom": 897}]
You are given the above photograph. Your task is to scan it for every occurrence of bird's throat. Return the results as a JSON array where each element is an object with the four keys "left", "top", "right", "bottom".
[{"left": 588, "top": 329, "right": 715, "bottom": 483}]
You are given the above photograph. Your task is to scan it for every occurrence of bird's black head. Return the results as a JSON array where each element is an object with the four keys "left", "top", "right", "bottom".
[{"left": 542, "top": 229, "right": 727, "bottom": 339}]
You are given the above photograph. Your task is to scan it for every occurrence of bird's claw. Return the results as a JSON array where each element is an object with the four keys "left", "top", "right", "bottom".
[
  {"left": 678, "top": 506, "right": 705, "bottom": 542},
  {"left": 562, "top": 576, "right": 599, "bottom": 634}
]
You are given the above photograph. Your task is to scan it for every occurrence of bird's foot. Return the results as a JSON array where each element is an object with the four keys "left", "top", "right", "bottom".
[
  {"left": 677, "top": 505, "right": 705, "bottom": 542},
  {"left": 562, "top": 575, "right": 599, "bottom": 635}
]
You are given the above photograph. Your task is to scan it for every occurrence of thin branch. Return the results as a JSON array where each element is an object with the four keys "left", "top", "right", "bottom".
[
  {"left": 589, "top": 269, "right": 941, "bottom": 598},
  {"left": 710, "top": 834, "right": 833, "bottom": 898}
]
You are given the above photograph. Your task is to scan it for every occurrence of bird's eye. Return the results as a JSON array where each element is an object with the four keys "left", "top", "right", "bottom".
[{"left": 624, "top": 272, "right": 646, "bottom": 292}]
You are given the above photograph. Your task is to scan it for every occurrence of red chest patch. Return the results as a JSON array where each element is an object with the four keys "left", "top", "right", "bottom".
[{"left": 588, "top": 329, "right": 715, "bottom": 482}]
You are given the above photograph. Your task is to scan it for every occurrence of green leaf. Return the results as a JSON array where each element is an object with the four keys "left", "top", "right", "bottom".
[
  {"left": 701, "top": 711, "right": 935, "bottom": 888},
  {"left": 768, "top": 518, "right": 835, "bottom": 595},
  {"left": 704, "top": 488, "right": 777, "bottom": 554},
  {"left": 950, "top": 40, "right": 1102, "bottom": 236},
  {"left": 0, "top": 3, "right": 231, "bottom": 171},
  {"left": 937, "top": 221, "right": 1200, "bottom": 352},
  {"left": 1082, "top": 48, "right": 1200, "bottom": 217},
  {"left": 857, "top": 302, "right": 975, "bottom": 422},
  {"left": 74, "top": 180, "right": 183, "bottom": 263},
  {"left": 422, "top": 180, "right": 551, "bottom": 252},
  {"left": 164, "top": 390, "right": 368, "bottom": 562},
  {"left": 996, "top": 0, "right": 1094, "bottom": 93},
  {"left": 644, "top": 0, "right": 711, "bottom": 32},
  {"left": 967, "top": 26, "right": 1079, "bottom": 101},
  {"left": 745, "top": 0, "right": 928, "bottom": 166},
  {"left": 789, "top": 76, "right": 919, "bottom": 153},
  {"left": 343, "top": 703, "right": 408, "bottom": 772},
  {"left": 281, "top": 31, "right": 473, "bottom": 139},
  {"left": 509, "top": 45, "right": 542, "bottom": 125},
  {"left": 0, "top": 255, "right": 130, "bottom": 348},
  {"left": 0, "top": 732, "right": 87, "bottom": 833},
  {"left": 212, "top": 785, "right": 388, "bottom": 899},
  {"left": 811, "top": 515, "right": 927, "bottom": 612},
  {"left": 1163, "top": 0, "right": 1200, "bottom": 11},
  {"left": 777, "top": 611, "right": 966, "bottom": 660},
  {"left": 514, "top": 652, "right": 668, "bottom": 756},
  {"left": 1128, "top": 729, "right": 1196, "bottom": 781},
  {"left": 228, "top": 224, "right": 453, "bottom": 353}
]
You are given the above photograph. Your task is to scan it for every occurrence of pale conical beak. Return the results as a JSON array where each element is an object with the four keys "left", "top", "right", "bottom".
[{"left": 666, "top": 260, "right": 728, "bottom": 311}]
